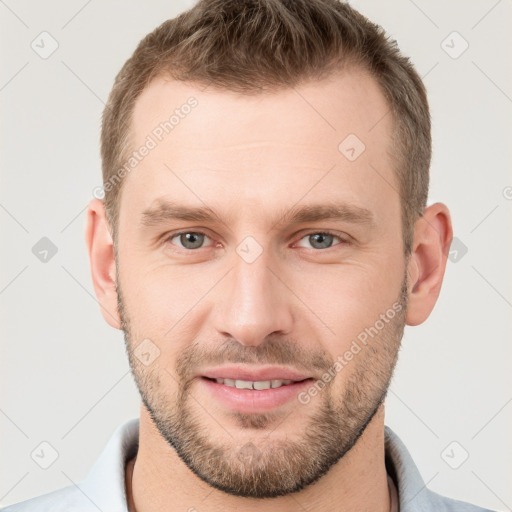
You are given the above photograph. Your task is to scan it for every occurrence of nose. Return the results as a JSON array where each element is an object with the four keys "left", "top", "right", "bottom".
[{"left": 213, "top": 247, "right": 294, "bottom": 347}]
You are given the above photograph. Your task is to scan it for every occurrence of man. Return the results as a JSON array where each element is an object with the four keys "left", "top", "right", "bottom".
[{"left": 2, "top": 0, "right": 496, "bottom": 511}]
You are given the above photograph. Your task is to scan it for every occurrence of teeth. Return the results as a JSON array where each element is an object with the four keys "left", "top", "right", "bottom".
[
  {"left": 254, "top": 381, "right": 271, "bottom": 390},
  {"left": 213, "top": 378, "right": 294, "bottom": 389},
  {"left": 235, "top": 379, "right": 253, "bottom": 390}
]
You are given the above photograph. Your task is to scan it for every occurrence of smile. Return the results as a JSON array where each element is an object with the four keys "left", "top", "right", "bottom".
[
  {"left": 206, "top": 377, "right": 299, "bottom": 390},
  {"left": 200, "top": 376, "right": 314, "bottom": 413}
]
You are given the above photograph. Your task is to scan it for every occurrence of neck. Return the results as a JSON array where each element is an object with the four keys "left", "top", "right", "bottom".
[{"left": 126, "top": 404, "right": 391, "bottom": 512}]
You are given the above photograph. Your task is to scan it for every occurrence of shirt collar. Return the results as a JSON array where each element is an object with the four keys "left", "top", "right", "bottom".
[
  {"left": 80, "top": 417, "right": 139, "bottom": 511},
  {"left": 81, "top": 418, "right": 432, "bottom": 511}
]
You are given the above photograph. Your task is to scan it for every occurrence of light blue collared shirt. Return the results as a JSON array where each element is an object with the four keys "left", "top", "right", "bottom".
[{"left": 1, "top": 418, "right": 496, "bottom": 511}]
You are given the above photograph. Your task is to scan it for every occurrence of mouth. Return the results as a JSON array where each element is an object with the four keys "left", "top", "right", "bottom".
[
  {"left": 202, "top": 376, "right": 310, "bottom": 390},
  {"left": 198, "top": 372, "right": 315, "bottom": 414}
]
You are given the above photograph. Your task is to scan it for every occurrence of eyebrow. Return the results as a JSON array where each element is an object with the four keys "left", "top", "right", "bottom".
[{"left": 140, "top": 199, "right": 375, "bottom": 230}]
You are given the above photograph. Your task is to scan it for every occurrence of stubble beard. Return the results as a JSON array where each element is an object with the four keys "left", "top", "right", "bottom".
[{"left": 117, "top": 269, "right": 408, "bottom": 498}]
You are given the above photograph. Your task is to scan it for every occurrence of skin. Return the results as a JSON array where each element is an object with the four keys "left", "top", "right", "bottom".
[{"left": 85, "top": 67, "right": 452, "bottom": 512}]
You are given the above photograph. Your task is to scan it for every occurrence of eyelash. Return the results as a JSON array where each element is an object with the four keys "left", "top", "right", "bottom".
[{"left": 163, "top": 230, "right": 349, "bottom": 251}]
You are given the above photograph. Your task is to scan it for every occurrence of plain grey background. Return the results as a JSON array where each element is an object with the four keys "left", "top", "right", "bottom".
[{"left": 1, "top": 0, "right": 511, "bottom": 509}]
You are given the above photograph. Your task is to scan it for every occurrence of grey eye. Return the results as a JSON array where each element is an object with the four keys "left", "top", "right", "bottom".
[
  {"left": 172, "top": 232, "right": 208, "bottom": 249},
  {"left": 308, "top": 233, "right": 335, "bottom": 249},
  {"left": 296, "top": 232, "right": 342, "bottom": 250}
]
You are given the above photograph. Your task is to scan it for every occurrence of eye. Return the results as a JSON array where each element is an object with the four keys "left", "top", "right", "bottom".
[
  {"left": 295, "top": 231, "right": 347, "bottom": 250},
  {"left": 168, "top": 231, "right": 213, "bottom": 250},
  {"left": 164, "top": 230, "right": 348, "bottom": 252}
]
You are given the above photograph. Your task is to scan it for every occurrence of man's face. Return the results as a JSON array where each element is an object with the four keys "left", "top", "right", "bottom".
[{"left": 115, "top": 69, "right": 409, "bottom": 498}]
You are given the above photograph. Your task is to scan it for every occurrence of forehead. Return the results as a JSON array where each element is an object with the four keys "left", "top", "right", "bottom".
[
  {"left": 130, "top": 68, "right": 392, "bottom": 151},
  {"left": 121, "top": 68, "right": 397, "bottom": 229}
]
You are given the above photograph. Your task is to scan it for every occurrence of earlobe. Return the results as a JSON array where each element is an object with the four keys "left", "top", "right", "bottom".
[
  {"left": 85, "top": 198, "right": 122, "bottom": 330},
  {"left": 405, "top": 203, "right": 453, "bottom": 326}
]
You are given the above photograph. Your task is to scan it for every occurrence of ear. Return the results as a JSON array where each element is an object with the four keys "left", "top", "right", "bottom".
[
  {"left": 84, "top": 198, "right": 121, "bottom": 329},
  {"left": 405, "top": 202, "right": 453, "bottom": 326}
]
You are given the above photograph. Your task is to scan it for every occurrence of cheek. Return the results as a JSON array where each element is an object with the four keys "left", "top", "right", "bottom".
[
  {"left": 288, "top": 253, "right": 404, "bottom": 354},
  {"left": 119, "top": 260, "right": 217, "bottom": 349},
  {"left": 294, "top": 247, "right": 403, "bottom": 322}
]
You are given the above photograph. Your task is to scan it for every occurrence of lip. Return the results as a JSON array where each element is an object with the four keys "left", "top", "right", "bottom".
[
  {"left": 199, "top": 376, "right": 313, "bottom": 414},
  {"left": 199, "top": 365, "right": 313, "bottom": 382}
]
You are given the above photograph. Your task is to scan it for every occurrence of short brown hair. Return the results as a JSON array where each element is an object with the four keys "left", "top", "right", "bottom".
[{"left": 101, "top": 0, "right": 430, "bottom": 256}]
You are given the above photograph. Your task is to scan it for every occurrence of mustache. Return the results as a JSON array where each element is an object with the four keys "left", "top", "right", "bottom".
[{"left": 175, "top": 336, "right": 333, "bottom": 381}]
